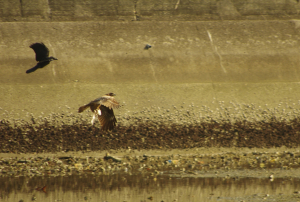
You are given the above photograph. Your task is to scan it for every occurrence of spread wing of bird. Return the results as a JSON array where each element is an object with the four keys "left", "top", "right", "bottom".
[
  {"left": 95, "top": 96, "right": 120, "bottom": 110},
  {"left": 26, "top": 61, "right": 50, "bottom": 74},
  {"left": 30, "top": 43, "right": 49, "bottom": 61},
  {"left": 97, "top": 105, "right": 117, "bottom": 131}
]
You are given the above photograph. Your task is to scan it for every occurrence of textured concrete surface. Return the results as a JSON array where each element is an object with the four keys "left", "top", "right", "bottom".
[
  {"left": 1, "top": 1, "right": 300, "bottom": 121},
  {"left": 1, "top": 20, "right": 300, "bottom": 84},
  {"left": 1, "top": 0, "right": 300, "bottom": 21},
  {"left": 1, "top": 20, "right": 300, "bottom": 120}
]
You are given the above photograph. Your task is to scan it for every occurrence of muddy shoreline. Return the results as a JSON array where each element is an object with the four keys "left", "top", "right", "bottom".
[
  {"left": 2, "top": 171, "right": 300, "bottom": 202},
  {"left": 2, "top": 120, "right": 300, "bottom": 201},
  {"left": 1, "top": 146, "right": 300, "bottom": 177}
]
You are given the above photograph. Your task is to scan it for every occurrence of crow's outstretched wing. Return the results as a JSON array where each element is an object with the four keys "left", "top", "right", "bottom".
[
  {"left": 97, "top": 105, "right": 117, "bottom": 131},
  {"left": 30, "top": 43, "right": 49, "bottom": 61},
  {"left": 26, "top": 61, "right": 50, "bottom": 74}
]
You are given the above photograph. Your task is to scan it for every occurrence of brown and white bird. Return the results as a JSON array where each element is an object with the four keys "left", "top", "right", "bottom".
[{"left": 78, "top": 93, "right": 120, "bottom": 131}]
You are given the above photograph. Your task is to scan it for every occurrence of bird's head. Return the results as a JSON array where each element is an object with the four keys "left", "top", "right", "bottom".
[
  {"left": 106, "top": 93, "right": 116, "bottom": 96},
  {"left": 49, "top": 56, "right": 58, "bottom": 61}
]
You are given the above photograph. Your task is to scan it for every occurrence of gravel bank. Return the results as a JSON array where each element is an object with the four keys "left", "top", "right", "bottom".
[{"left": 1, "top": 147, "right": 300, "bottom": 178}]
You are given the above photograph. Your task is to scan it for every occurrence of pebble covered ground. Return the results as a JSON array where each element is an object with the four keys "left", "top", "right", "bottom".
[
  {"left": 1, "top": 103, "right": 300, "bottom": 201},
  {"left": 1, "top": 148, "right": 300, "bottom": 178},
  {"left": 1, "top": 115, "right": 300, "bottom": 153},
  {"left": 1, "top": 103, "right": 300, "bottom": 178}
]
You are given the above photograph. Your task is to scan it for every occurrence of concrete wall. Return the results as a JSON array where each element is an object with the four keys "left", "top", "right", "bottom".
[
  {"left": 1, "top": 0, "right": 300, "bottom": 122},
  {"left": 1, "top": 0, "right": 300, "bottom": 22},
  {"left": 1, "top": 20, "right": 300, "bottom": 84}
]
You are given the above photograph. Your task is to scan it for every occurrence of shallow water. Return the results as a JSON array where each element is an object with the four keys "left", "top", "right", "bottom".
[{"left": 2, "top": 174, "right": 300, "bottom": 202}]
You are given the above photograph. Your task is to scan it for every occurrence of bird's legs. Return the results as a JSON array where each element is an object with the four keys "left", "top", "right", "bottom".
[
  {"left": 91, "top": 109, "right": 101, "bottom": 125},
  {"left": 91, "top": 113, "right": 96, "bottom": 125}
]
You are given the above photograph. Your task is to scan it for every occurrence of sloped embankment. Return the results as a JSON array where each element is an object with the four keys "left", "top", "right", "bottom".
[{"left": 1, "top": 117, "right": 300, "bottom": 153}]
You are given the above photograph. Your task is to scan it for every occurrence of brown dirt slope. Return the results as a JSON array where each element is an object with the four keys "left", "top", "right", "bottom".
[{"left": 1, "top": 117, "right": 300, "bottom": 153}]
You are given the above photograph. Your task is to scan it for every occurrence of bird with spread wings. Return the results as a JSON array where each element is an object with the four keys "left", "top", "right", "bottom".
[
  {"left": 26, "top": 42, "right": 57, "bottom": 74},
  {"left": 78, "top": 93, "right": 120, "bottom": 131}
]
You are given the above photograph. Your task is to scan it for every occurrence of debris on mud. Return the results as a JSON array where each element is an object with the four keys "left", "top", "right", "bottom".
[{"left": 1, "top": 146, "right": 300, "bottom": 178}]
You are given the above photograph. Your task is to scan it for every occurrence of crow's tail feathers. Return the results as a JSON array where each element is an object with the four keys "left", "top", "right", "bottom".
[
  {"left": 26, "top": 61, "right": 50, "bottom": 74},
  {"left": 26, "top": 66, "right": 39, "bottom": 74}
]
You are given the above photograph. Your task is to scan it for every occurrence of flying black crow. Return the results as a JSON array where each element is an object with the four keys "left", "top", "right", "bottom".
[
  {"left": 78, "top": 93, "right": 120, "bottom": 131},
  {"left": 26, "top": 42, "right": 57, "bottom": 74}
]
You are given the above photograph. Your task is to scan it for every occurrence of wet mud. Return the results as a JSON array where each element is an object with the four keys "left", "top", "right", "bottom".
[{"left": 2, "top": 172, "right": 300, "bottom": 202}]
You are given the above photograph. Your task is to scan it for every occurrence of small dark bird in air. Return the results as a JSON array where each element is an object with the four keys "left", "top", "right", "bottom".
[
  {"left": 78, "top": 93, "right": 120, "bottom": 131},
  {"left": 26, "top": 42, "right": 57, "bottom": 74},
  {"left": 144, "top": 44, "right": 152, "bottom": 50}
]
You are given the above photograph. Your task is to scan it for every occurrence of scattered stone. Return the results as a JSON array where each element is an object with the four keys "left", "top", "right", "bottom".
[{"left": 104, "top": 155, "right": 122, "bottom": 163}]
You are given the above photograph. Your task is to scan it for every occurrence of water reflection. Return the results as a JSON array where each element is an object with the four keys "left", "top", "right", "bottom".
[{"left": 1, "top": 174, "right": 300, "bottom": 202}]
